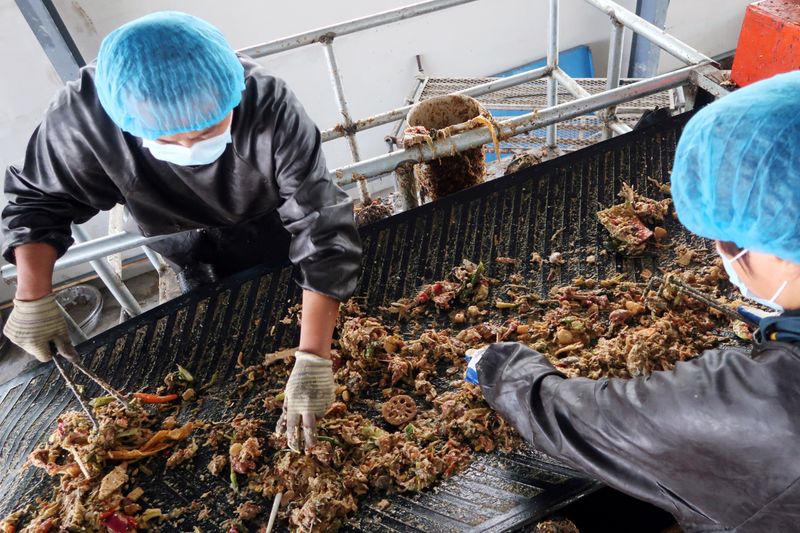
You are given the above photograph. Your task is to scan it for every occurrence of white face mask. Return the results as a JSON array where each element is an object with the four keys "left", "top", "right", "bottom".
[
  {"left": 718, "top": 246, "right": 787, "bottom": 313},
  {"left": 142, "top": 123, "right": 231, "bottom": 166}
]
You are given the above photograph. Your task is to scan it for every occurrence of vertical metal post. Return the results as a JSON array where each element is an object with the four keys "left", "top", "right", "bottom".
[
  {"left": 603, "top": 20, "right": 625, "bottom": 139},
  {"left": 546, "top": 0, "right": 559, "bottom": 149},
  {"left": 628, "top": 0, "right": 671, "bottom": 77},
  {"left": 71, "top": 224, "right": 143, "bottom": 317},
  {"left": 321, "top": 38, "right": 371, "bottom": 204}
]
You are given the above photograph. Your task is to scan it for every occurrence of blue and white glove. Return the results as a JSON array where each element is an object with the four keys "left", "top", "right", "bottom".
[
  {"left": 464, "top": 347, "right": 488, "bottom": 385},
  {"left": 737, "top": 305, "right": 777, "bottom": 325}
]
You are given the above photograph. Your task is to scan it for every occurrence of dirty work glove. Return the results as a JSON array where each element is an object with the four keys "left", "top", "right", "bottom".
[
  {"left": 464, "top": 347, "right": 488, "bottom": 385},
  {"left": 276, "top": 351, "right": 335, "bottom": 453},
  {"left": 3, "top": 294, "right": 78, "bottom": 363}
]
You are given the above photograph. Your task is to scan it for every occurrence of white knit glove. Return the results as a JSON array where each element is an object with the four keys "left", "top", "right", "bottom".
[
  {"left": 4, "top": 294, "right": 77, "bottom": 362},
  {"left": 276, "top": 351, "right": 335, "bottom": 452}
]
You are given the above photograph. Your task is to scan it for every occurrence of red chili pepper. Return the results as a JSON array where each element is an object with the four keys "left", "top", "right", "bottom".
[
  {"left": 133, "top": 392, "right": 178, "bottom": 404},
  {"left": 416, "top": 292, "right": 430, "bottom": 304},
  {"left": 431, "top": 282, "right": 444, "bottom": 295},
  {"left": 99, "top": 509, "right": 117, "bottom": 521}
]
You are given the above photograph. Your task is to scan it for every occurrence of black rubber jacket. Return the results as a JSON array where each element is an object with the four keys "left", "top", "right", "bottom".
[
  {"left": 2, "top": 57, "right": 361, "bottom": 302},
  {"left": 478, "top": 324, "right": 800, "bottom": 532}
]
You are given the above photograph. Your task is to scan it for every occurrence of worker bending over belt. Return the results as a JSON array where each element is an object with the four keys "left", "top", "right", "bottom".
[
  {"left": 467, "top": 72, "right": 800, "bottom": 531},
  {"left": 1, "top": 12, "right": 361, "bottom": 452}
]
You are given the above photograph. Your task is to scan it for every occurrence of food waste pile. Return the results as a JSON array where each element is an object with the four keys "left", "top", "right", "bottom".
[{"left": 2, "top": 185, "right": 750, "bottom": 532}]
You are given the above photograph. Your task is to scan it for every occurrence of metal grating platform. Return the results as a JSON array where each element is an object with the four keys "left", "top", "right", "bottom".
[
  {"left": 0, "top": 111, "right": 697, "bottom": 531},
  {"left": 420, "top": 77, "right": 677, "bottom": 154},
  {"left": 420, "top": 77, "right": 675, "bottom": 113}
]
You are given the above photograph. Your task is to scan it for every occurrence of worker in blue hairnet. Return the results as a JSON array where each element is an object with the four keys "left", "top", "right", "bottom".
[
  {"left": 466, "top": 72, "right": 800, "bottom": 531},
  {"left": 1, "top": 12, "right": 361, "bottom": 452}
]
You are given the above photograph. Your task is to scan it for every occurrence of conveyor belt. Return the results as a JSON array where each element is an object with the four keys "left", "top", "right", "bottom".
[{"left": 0, "top": 111, "right": 698, "bottom": 531}]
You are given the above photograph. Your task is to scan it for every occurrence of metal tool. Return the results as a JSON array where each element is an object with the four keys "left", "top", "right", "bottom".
[
  {"left": 50, "top": 345, "right": 99, "bottom": 430},
  {"left": 49, "top": 341, "right": 131, "bottom": 430},
  {"left": 646, "top": 274, "right": 759, "bottom": 328},
  {"left": 69, "top": 357, "right": 131, "bottom": 409}
]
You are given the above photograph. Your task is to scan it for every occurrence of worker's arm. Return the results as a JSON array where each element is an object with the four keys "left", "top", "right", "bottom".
[
  {"left": 265, "top": 77, "right": 361, "bottom": 451},
  {"left": 3, "top": 70, "right": 122, "bottom": 362},
  {"left": 298, "top": 289, "right": 339, "bottom": 359},
  {"left": 2, "top": 242, "right": 77, "bottom": 362},
  {"left": 13, "top": 243, "right": 58, "bottom": 300},
  {"left": 3, "top": 70, "right": 121, "bottom": 265},
  {"left": 268, "top": 78, "right": 362, "bottom": 303},
  {"left": 477, "top": 342, "right": 794, "bottom": 530}
]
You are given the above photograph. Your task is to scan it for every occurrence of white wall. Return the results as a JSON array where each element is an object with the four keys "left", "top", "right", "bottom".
[
  {"left": 0, "top": 0, "right": 64, "bottom": 176},
  {"left": 658, "top": 0, "right": 750, "bottom": 72}
]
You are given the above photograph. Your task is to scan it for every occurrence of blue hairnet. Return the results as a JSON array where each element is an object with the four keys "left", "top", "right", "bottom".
[
  {"left": 671, "top": 71, "right": 800, "bottom": 263},
  {"left": 95, "top": 11, "right": 244, "bottom": 139}
]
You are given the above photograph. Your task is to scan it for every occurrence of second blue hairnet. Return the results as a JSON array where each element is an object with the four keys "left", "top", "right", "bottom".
[
  {"left": 671, "top": 71, "right": 800, "bottom": 264},
  {"left": 95, "top": 11, "right": 244, "bottom": 139}
]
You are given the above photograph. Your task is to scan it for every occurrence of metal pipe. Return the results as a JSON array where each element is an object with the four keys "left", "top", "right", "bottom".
[
  {"left": 546, "top": 0, "right": 559, "bottom": 148},
  {"left": 321, "top": 65, "right": 552, "bottom": 143},
  {"left": 332, "top": 64, "right": 700, "bottom": 184},
  {"left": 321, "top": 40, "right": 370, "bottom": 204},
  {"left": 238, "top": 0, "right": 480, "bottom": 58},
  {"left": 551, "top": 68, "right": 631, "bottom": 136},
  {"left": 71, "top": 225, "right": 143, "bottom": 317},
  {"left": 603, "top": 20, "right": 625, "bottom": 139},
  {"left": 142, "top": 246, "right": 167, "bottom": 273},
  {"left": 1, "top": 232, "right": 171, "bottom": 282},
  {"left": 583, "top": 0, "right": 708, "bottom": 65}
]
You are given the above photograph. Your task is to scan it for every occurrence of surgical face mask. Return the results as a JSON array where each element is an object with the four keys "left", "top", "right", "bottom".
[
  {"left": 719, "top": 247, "right": 787, "bottom": 312},
  {"left": 142, "top": 124, "right": 231, "bottom": 166}
]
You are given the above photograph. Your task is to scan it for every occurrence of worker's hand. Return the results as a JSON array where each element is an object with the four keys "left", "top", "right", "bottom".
[
  {"left": 276, "top": 351, "right": 335, "bottom": 453},
  {"left": 3, "top": 294, "right": 77, "bottom": 362},
  {"left": 464, "top": 346, "right": 488, "bottom": 385}
]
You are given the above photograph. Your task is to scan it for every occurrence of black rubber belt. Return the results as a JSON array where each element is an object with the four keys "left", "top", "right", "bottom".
[{"left": 0, "top": 111, "right": 696, "bottom": 531}]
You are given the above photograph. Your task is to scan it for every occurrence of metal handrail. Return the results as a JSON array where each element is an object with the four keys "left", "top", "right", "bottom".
[
  {"left": 332, "top": 64, "right": 701, "bottom": 184},
  {"left": 238, "top": 0, "right": 480, "bottom": 57}
]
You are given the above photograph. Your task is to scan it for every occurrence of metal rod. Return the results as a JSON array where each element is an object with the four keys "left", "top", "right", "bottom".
[
  {"left": 546, "top": 0, "right": 559, "bottom": 148},
  {"left": 582, "top": 0, "right": 709, "bottom": 65},
  {"left": 662, "top": 274, "right": 756, "bottom": 327},
  {"left": 603, "top": 20, "right": 625, "bottom": 139},
  {"left": 321, "top": 65, "right": 552, "bottom": 143},
  {"left": 238, "top": 0, "right": 479, "bottom": 58},
  {"left": 551, "top": 68, "right": 632, "bottom": 136},
  {"left": 52, "top": 354, "right": 99, "bottom": 430},
  {"left": 332, "top": 64, "right": 701, "bottom": 184},
  {"left": 55, "top": 300, "right": 89, "bottom": 344},
  {"left": 71, "top": 224, "right": 143, "bottom": 317},
  {"left": 69, "top": 358, "right": 131, "bottom": 409},
  {"left": 142, "top": 246, "right": 168, "bottom": 273},
  {"left": 1, "top": 232, "right": 172, "bottom": 282},
  {"left": 321, "top": 40, "right": 370, "bottom": 204}
]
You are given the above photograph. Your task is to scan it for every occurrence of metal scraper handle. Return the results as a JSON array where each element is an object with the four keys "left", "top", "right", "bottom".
[{"left": 51, "top": 344, "right": 99, "bottom": 430}]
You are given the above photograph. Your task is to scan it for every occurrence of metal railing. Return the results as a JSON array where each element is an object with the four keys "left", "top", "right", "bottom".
[{"left": 1, "top": 0, "right": 730, "bottom": 325}]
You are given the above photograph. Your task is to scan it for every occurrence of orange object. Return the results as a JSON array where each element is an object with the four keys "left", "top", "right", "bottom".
[
  {"left": 732, "top": 0, "right": 800, "bottom": 87},
  {"left": 133, "top": 392, "right": 178, "bottom": 403}
]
